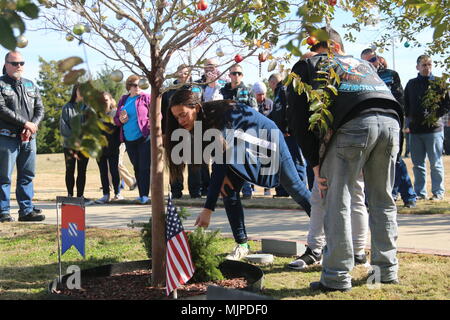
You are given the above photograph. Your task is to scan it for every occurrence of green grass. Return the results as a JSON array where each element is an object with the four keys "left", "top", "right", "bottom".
[
  {"left": 1, "top": 224, "right": 449, "bottom": 300},
  {"left": 0, "top": 223, "right": 147, "bottom": 299}
]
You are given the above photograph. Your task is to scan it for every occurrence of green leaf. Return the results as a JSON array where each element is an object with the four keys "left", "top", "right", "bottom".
[
  {"left": 327, "top": 85, "right": 338, "bottom": 95},
  {"left": 310, "top": 100, "right": 323, "bottom": 112},
  {"left": 433, "top": 24, "right": 445, "bottom": 40},
  {"left": 0, "top": 17, "right": 17, "bottom": 50},
  {"left": 58, "top": 57, "right": 84, "bottom": 72},
  {"left": 19, "top": 3, "right": 40, "bottom": 19},
  {"left": 322, "top": 109, "right": 334, "bottom": 124},
  {"left": 309, "top": 113, "right": 321, "bottom": 124},
  {"left": 63, "top": 69, "right": 86, "bottom": 85},
  {"left": 5, "top": 11, "right": 26, "bottom": 34}
]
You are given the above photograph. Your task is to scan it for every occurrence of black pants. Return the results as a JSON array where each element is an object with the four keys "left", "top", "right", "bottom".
[
  {"left": 170, "top": 164, "right": 202, "bottom": 198},
  {"left": 444, "top": 126, "right": 450, "bottom": 155},
  {"left": 64, "top": 148, "right": 89, "bottom": 197},
  {"left": 97, "top": 153, "right": 120, "bottom": 196},
  {"left": 125, "top": 136, "right": 151, "bottom": 197}
]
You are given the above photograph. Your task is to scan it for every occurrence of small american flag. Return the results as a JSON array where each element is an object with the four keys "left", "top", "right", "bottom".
[{"left": 165, "top": 194, "right": 195, "bottom": 296}]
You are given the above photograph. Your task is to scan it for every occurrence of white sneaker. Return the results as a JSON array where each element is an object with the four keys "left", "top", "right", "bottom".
[
  {"left": 113, "top": 194, "right": 124, "bottom": 201},
  {"left": 225, "top": 244, "right": 249, "bottom": 261},
  {"left": 95, "top": 195, "right": 110, "bottom": 204},
  {"left": 288, "top": 246, "right": 322, "bottom": 270}
]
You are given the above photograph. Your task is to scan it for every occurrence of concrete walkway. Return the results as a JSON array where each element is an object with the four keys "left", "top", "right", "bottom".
[{"left": 9, "top": 201, "right": 450, "bottom": 256}]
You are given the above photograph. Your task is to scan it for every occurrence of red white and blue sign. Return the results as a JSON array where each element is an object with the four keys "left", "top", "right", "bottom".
[{"left": 61, "top": 204, "right": 85, "bottom": 257}]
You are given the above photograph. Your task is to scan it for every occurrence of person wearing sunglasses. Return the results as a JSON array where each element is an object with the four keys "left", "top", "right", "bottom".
[
  {"left": 0, "top": 51, "right": 45, "bottom": 222},
  {"left": 220, "top": 64, "right": 258, "bottom": 199},
  {"left": 114, "top": 75, "right": 152, "bottom": 204},
  {"left": 288, "top": 27, "right": 404, "bottom": 292}
]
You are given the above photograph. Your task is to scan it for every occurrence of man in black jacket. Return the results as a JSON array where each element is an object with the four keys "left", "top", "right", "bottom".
[
  {"left": 404, "top": 55, "right": 449, "bottom": 201},
  {"left": 361, "top": 48, "right": 417, "bottom": 208},
  {"left": 0, "top": 51, "right": 45, "bottom": 222},
  {"left": 287, "top": 27, "right": 403, "bottom": 292}
]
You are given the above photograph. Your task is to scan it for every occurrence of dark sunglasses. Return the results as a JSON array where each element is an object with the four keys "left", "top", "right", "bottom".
[
  {"left": 230, "top": 71, "right": 243, "bottom": 76},
  {"left": 7, "top": 61, "right": 25, "bottom": 67},
  {"left": 367, "top": 56, "right": 377, "bottom": 63},
  {"left": 128, "top": 83, "right": 138, "bottom": 87}
]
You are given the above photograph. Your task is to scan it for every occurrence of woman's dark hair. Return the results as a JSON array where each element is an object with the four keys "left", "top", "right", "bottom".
[
  {"left": 69, "top": 84, "right": 81, "bottom": 104},
  {"left": 164, "top": 88, "right": 235, "bottom": 183}
]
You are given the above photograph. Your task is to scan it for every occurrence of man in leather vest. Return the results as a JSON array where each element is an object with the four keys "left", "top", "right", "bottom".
[
  {"left": 288, "top": 27, "right": 403, "bottom": 292},
  {"left": 0, "top": 51, "right": 45, "bottom": 222}
]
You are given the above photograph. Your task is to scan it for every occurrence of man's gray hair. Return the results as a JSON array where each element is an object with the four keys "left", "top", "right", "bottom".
[
  {"left": 268, "top": 73, "right": 282, "bottom": 82},
  {"left": 4, "top": 51, "right": 20, "bottom": 62}
]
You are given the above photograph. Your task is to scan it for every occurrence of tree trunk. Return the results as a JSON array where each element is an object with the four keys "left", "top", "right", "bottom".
[{"left": 150, "top": 85, "right": 166, "bottom": 287}]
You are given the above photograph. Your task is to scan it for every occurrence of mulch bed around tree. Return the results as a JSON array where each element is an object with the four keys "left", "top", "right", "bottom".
[{"left": 58, "top": 269, "right": 247, "bottom": 300}]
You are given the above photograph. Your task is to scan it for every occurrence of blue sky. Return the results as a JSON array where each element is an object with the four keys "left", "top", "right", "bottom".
[{"left": 1, "top": 6, "right": 445, "bottom": 91}]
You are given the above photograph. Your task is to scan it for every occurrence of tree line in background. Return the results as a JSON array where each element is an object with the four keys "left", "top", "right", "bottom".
[{"left": 36, "top": 58, "right": 125, "bottom": 154}]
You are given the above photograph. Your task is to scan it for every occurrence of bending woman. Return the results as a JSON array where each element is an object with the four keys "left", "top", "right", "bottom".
[{"left": 165, "top": 89, "right": 311, "bottom": 260}]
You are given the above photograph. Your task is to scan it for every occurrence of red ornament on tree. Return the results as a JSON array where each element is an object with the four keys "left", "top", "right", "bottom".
[
  {"left": 328, "top": 0, "right": 337, "bottom": 6},
  {"left": 306, "top": 36, "right": 318, "bottom": 46},
  {"left": 258, "top": 52, "right": 268, "bottom": 62},
  {"left": 234, "top": 54, "right": 244, "bottom": 63},
  {"left": 197, "top": 0, "right": 208, "bottom": 10}
]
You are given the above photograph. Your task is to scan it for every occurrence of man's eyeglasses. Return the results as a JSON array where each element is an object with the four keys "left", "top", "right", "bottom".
[
  {"left": 367, "top": 56, "right": 377, "bottom": 63},
  {"left": 7, "top": 61, "right": 25, "bottom": 67},
  {"left": 230, "top": 71, "right": 243, "bottom": 76},
  {"left": 128, "top": 83, "right": 138, "bottom": 88}
]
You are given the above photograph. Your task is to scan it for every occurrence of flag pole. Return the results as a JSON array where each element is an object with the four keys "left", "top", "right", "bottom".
[
  {"left": 56, "top": 199, "right": 62, "bottom": 289},
  {"left": 173, "top": 289, "right": 178, "bottom": 300}
]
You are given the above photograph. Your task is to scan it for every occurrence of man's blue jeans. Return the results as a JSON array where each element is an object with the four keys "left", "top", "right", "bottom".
[
  {"left": 392, "top": 158, "right": 416, "bottom": 204},
  {"left": 275, "top": 136, "right": 308, "bottom": 196},
  {"left": 409, "top": 131, "right": 445, "bottom": 198},
  {"left": 320, "top": 113, "right": 399, "bottom": 289},
  {"left": 0, "top": 135, "right": 36, "bottom": 216},
  {"left": 223, "top": 136, "right": 312, "bottom": 244}
]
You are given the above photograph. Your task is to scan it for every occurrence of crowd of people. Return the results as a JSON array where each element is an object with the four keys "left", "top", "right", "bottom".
[{"left": 0, "top": 26, "right": 449, "bottom": 292}]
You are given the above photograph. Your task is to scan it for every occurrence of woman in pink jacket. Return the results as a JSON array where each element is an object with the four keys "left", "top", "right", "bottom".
[{"left": 114, "top": 75, "right": 151, "bottom": 204}]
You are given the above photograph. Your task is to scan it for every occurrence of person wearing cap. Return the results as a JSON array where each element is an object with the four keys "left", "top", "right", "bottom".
[{"left": 288, "top": 27, "right": 404, "bottom": 292}]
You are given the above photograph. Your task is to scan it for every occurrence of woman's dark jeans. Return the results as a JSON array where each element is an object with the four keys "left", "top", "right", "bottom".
[
  {"left": 64, "top": 148, "right": 89, "bottom": 197},
  {"left": 97, "top": 153, "right": 121, "bottom": 196},
  {"left": 223, "top": 137, "right": 312, "bottom": 244},
  {"left": 125, "top": 136, "right": 151, "bottom": 197}
]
